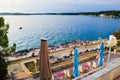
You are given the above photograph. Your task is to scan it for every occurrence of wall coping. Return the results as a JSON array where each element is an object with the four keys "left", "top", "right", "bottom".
[{"left": 81, "top": 58, "right": 120, "bottom": 80}]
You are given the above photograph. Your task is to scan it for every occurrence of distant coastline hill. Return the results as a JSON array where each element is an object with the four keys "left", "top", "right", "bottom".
[{"left": 0, "top": 10, "right": 120, "bottom": 18}]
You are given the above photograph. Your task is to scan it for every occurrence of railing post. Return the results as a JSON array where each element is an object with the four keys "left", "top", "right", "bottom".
[{"left": 106, "top": 47, "right": 111, "bottom": 67}]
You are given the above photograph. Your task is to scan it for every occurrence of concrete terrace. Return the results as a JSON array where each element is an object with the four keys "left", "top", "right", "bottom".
[{"left": 80, "top": 58, "right": 120, "bottom": 80}]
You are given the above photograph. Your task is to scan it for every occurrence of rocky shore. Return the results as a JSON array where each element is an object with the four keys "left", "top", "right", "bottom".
[{"left": 7, "top": 39, "right": 109, "bottom": 61}]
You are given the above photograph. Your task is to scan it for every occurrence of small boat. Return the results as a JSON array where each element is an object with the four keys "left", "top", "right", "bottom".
[{"left": 19, "top": 27, "right": 22, "bottom": 29}]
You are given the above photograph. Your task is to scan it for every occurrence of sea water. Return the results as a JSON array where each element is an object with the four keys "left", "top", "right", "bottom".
[{"left": 2, "top": 15, "right": 120, "bottom": 51}]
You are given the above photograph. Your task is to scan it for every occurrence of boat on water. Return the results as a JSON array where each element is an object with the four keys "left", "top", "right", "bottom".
[{"left": 19, "top": 27, "right": 22, "bottom": 29}]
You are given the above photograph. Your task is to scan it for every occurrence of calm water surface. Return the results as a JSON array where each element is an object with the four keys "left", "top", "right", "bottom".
[{"left": 2, "top": 15, "right": 120, "bottom": 51}]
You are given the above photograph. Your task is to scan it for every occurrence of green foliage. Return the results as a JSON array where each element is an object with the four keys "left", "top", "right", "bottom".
[
  {"left": 113, "top": 29, "right": 120, "bottom": 39},
  {"left": 25, "top": 61, "right": 36, "bottom": 72},
  {"left": 79, "top": 10, "right": 120, "bottom": 18},
  {"left": 0, "top": 17, "right": 16, "bottom": 57},
  {"left": 113, "top": 29, "right": 120, "bottom": 46},
  {"left": 0, "top": 17, "right": 16, "bottom": 79},
  {"left": 99, "top": 10, "right": 120, "bottom": 17},
  {"left": 0, "top": 17, "right": 5, "bottom": 27},
  {"left": 0, "top": 56, "right": 8, "bottom": 80},
  {"left": 117, "top": 41, "right": 120, "bottom": 46},
  {"left": 25, "top": 60, "right": 39, "bottom": 72},
  {"left": 0, "top": 18, "right": 9, "bottom": 48}
]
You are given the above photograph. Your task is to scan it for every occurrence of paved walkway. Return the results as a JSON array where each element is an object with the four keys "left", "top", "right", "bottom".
[
  {"left": 7, "top": 40, "right": 101, "bottom": 62},
  {"left": 50, "top": 45, "right": 98, "bottom": 60},
  {"left": 8, "top": 64, "right": 28, "bottom": 79}
]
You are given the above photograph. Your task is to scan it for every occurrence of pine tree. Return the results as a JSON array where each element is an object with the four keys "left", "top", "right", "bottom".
[{"left": 0, "top": 17, "right": 16, "bottom": 79}]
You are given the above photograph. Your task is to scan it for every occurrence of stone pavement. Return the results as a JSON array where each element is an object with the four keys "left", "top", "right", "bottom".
[{"left": 8, "top": 64, "right": 28, "bottom": 79}]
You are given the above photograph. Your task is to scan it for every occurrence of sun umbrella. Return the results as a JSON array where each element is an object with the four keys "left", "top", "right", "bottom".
[
  {"left": 98, "top": 42, "right": 104, "bottom": 67},
  {"left": 72, "top": 48, "right": 80, "bottom": 77},
  {"left": 39, "top": 39, "right": 52, "bottom": 80}
]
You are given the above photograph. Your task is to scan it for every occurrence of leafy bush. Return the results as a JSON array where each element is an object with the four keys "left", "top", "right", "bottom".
[
  {"left": 117, "top": 41, "right": 120, "bottom": 46},
  {"left": 25, "top": 61, "right": 35, "bottom": 72},
  {"left": 0, "top": 17, "right": 16, "bottom": 79},
  {"left": 0, "top": 57, "right": 8, "bottom": 80},
  {"left": 25, "top": 61, "right": 39, "bottom": 72},
  {"left": 113, "top": 29, "right": 120, "bottom": 46},
  {"left": 113, "top": 29, "right": 120, "bottom": 39}
]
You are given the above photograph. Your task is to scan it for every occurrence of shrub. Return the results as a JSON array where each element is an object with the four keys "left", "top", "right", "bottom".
[
  {"left": 25, "top": 61, "right": 36, "bottom": 72},
  {"left": 117, "top": 41, "right": 120, "bottom": 46},
  {"left": 0, "top": 57, "right": 8, "bottom": 80}
]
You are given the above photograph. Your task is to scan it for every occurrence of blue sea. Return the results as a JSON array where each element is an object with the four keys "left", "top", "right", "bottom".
[{"left": 2, "top": 15, "right": 120, "bottom": 51}]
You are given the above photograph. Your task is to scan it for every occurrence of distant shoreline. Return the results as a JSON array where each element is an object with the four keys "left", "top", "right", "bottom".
[{"left": 0, "top": 10, "right": 120, "bottom": 18}]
